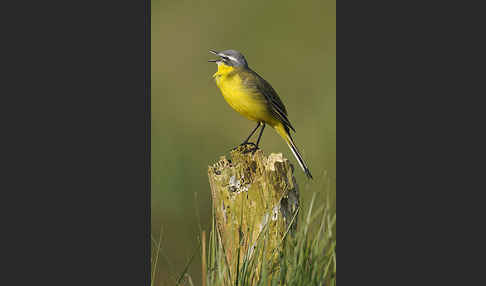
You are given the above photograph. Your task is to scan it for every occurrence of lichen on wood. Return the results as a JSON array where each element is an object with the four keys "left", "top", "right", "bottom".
[{"left": 208, "top": 145, "right": 300, "bottom": 284}]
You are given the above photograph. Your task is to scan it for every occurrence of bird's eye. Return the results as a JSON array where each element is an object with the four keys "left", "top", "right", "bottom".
[{"left": 222, "top": 56, "right": 229, "bottom": 60}]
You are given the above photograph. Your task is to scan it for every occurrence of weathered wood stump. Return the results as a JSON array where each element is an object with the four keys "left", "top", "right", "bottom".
[{"left": 208, "top": 145, "right": 300, "bottom": 284}]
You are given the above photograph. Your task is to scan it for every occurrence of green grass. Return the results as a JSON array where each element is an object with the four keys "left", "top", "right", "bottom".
[
  {"left": 152, "top": 178, "right": 336, "bottom": 286},
  {"left": 204, "top": 189, "right": 336, "bottom": 286}
]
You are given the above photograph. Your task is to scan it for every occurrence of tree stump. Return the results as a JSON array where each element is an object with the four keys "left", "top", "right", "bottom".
[{"left": 207, "top": 145, "right": 300, "bottom": 284}]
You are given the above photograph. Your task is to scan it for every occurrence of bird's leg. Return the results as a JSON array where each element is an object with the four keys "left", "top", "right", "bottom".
[
  {"left": 255, "top": 123, "right": 266, "bottom": 148},
  {"left": 240, "top": 122, "right": 261, "bottom": 146},
  {"left": 241, "top": 123, "right": 266, "bottom": 154},
  {"left": 249, "top": 123, "right": 266, "bottom": 154},
  {"left": 231, "top": 122, "right": 261, "bottom": 152},
  {"left": 242, "top": 122, "right": 262, "bottom": 144}
]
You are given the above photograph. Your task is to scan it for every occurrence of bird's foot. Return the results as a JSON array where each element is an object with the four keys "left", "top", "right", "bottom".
[
  {"left": 231, "top": 142, "right": 259, "bottom": 154},
  {"left": 249, "top": 146, "right": 259, "bottom": 155},
  {"left": 241, "top": 142, "right": 260, "bottom": 154},
  {"left": 240, "top": 142, "right": 257, "bottom": 147}
]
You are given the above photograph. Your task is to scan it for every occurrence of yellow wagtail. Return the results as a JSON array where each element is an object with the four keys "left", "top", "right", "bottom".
[{"left": 209, "top": 49, "right": 312, "bottom": 179}]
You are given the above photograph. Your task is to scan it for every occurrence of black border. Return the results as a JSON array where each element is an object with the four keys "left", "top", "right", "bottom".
[{"left": 5, "top": 0, "right": 151, "bottom": 284}]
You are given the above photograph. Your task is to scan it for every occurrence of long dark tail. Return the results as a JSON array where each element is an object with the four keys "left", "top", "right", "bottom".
[{"left": 275, "top": 124, "right": 313, "bottom": 179}]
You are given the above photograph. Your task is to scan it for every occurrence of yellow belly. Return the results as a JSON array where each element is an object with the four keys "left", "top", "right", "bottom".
[{"left": 215, "top": 73, "right": 274, "bottom": 124}]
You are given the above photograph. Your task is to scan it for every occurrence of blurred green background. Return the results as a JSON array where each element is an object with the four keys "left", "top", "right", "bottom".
[{"left": 151, "top": 0, "right": 335, "bottom": 284}]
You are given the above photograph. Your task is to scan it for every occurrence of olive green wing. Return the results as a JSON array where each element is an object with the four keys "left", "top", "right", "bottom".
[{"left": 242, "top": 69, "right": 296, "bottom": 132}]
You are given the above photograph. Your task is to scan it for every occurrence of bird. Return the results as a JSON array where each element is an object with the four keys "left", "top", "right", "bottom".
[{"left": 208, "top": 49, "right": 312, "bottom": 179}]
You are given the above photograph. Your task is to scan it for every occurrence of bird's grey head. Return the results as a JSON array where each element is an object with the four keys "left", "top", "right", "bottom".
[{"left": 208, "top": 49, "right": 248, "bottom": 68}]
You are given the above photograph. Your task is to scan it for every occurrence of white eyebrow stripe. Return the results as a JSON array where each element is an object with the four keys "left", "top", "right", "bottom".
[{"left": 226, "top": 55, "right": 238, "bottom": 62}]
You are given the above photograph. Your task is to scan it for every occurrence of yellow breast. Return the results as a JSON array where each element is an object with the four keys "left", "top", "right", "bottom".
[{"left": 213, "top": 64, "right": 272, "bottom": 123}]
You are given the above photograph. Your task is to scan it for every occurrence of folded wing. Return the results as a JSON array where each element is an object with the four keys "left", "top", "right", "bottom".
[{"left": 242, "top": 69, "right": 296, "bottom": 132}]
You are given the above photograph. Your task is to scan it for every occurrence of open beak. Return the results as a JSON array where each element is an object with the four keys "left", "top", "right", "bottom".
[{"left": 208, "top": 50, "right": 220, "bottom": 62}]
